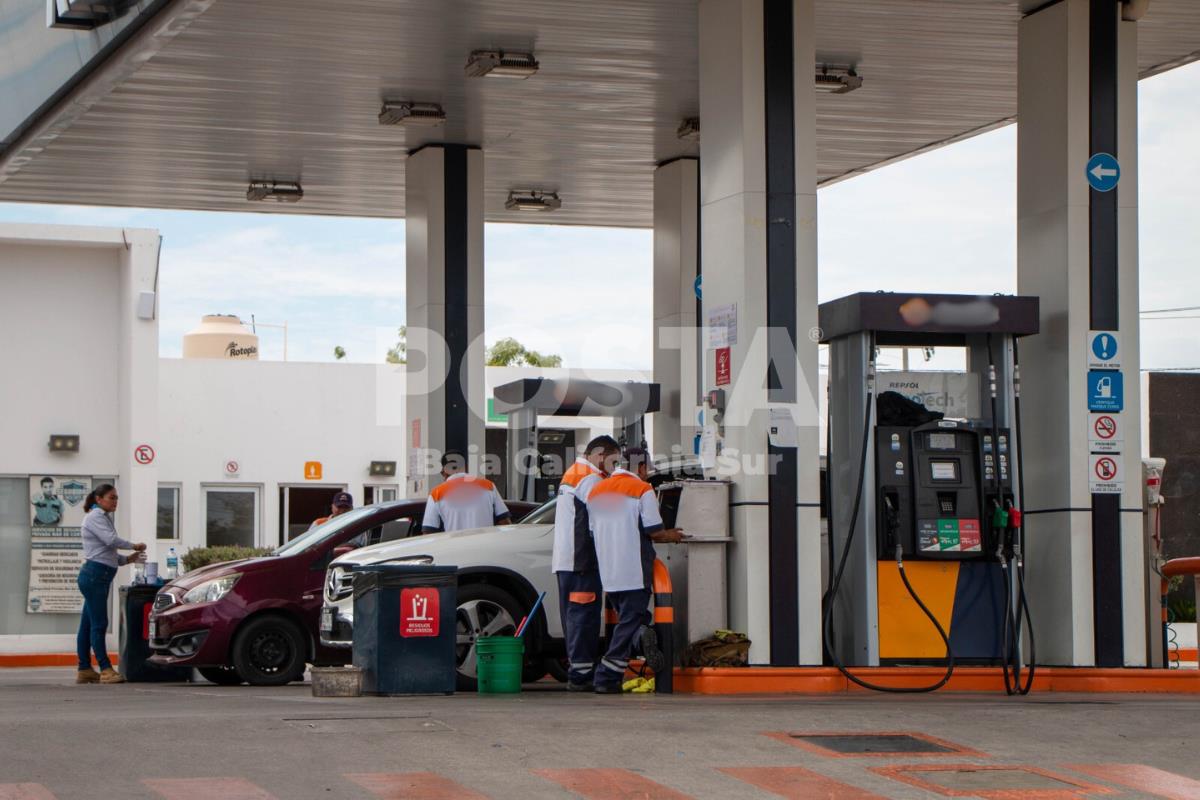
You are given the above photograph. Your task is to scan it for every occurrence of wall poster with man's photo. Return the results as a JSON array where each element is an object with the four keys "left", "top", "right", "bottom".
[{"left": 27, "top": 475, "right": 92, "bottom": 613}]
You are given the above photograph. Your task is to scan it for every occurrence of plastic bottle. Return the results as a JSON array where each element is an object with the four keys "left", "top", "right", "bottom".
[
  {"left": 132, "top": 560, "right": 146, "bottom": 585},
  {"left": 166, "top": 547, "right": 179, "bottom": 581}
]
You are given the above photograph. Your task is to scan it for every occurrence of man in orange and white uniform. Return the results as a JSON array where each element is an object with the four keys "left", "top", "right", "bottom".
[
  {"left": 421, "top": 450, "right": 511, "bottom": 533},
  {"left": 553, "top": 435, "right": 620, "bottom": 691},
  {"left": 586, "top": 447, "right": 681, "bottom": 693}
]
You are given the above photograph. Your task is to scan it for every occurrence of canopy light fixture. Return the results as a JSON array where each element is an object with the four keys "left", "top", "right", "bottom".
[
  {"left": 378, "top": 101, "right": 446, "bottom": 126},
  {"left": 247, "top": 181, "right": 303, "bottom": 203},
  {"left": 48, "top": 0, "right": 138, "bottom": 30},
  {"left": 676, "top": 117, "right": 700, "bottom": 142},
  {"left": 815, "top": 65, "right": 862, "bottom": 94},
  {"left": 505, "top": 190, "right": 561, "bottom": 212},
  {"left": 465, "top": 49, "right": 539, "bottom": 79}
]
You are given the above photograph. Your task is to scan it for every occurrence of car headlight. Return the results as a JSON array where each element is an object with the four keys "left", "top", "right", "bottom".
[{"left": 181, "top": 575, "right": 240, "bottom": 605}]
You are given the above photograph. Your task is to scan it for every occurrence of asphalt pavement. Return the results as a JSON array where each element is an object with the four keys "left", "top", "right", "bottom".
[{"left": 2, "top": 668, "right": 1199, "bottom": 799}]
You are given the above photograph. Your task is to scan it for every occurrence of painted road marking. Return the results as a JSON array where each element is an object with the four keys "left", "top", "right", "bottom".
[
  {"left": 1065, "top": 764, "right": 1200, "bottom": 800},
  {"left": 143, "top": 778, "right": 278, "bottom": 800},
  {"left": 869, "top": 764, "right": 1114, "bottom": 798},
  {"left": 0, "top": 786, "right": 57, "bottom": 800},
  {"left": 346, "top": 772, "right": 488, "bottom": 799},
  {"left": 534, "top": 768, "right": 693, "bottom": 800},
  {"left": 719, "top": 767, "right": 885, "bottom": 799}
]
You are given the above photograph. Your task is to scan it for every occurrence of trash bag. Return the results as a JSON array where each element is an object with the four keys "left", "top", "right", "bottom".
[
  {"left": 876, "top": 390, "right": 943, "bottom": 427},
  {"left": 684, "top": 629, "right": 751, "bottom": 667}
]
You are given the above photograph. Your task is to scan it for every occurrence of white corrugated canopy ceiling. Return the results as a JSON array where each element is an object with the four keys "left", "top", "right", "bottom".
[{"left": 0, "top": 0, "right": 1197, "bottom": 226}]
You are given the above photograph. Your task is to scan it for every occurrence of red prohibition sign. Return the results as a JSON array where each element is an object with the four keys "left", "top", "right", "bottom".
[
  {"left": 1094, "top": 456, "right": 1117, "bottom": 481},
  {"left": 134, "top": 444, "right": 155, "bottom": 465},
  {"left": 1094, "top": 415, "right": 1117, "bottom": 440}
]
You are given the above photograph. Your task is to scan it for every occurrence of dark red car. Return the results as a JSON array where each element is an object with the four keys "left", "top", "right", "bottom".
[{"left": 148, "top": 499, "right": 534, "bottom": 686}]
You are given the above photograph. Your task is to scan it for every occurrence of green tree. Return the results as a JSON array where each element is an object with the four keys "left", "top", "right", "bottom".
[
  {"left": 386, "top": 326, "right": 407, "bottom": 365},
  {"left": 486, "top": 337, "right": 563, "bottom": 367},
  {"left": 333, "top": 346, "right": 346, "bottom": 361}
]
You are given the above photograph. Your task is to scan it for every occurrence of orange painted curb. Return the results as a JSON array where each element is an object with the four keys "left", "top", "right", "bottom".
[
  {"left": 0, "top": 654, "right": 120, "bottom": 668},
  {"left": 672, "top": 665, "right": 1200, "bottom": 694}
]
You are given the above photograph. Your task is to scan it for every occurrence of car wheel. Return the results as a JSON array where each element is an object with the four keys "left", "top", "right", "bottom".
[
  {"left": 456, "top": 583, "right": 539, "bottom": 691},
  {"left": 231, "top": 615, "right": 307, "bottom": 687},
  {"left": 197, "top": 666, "right": 243, "bottom": 686}
]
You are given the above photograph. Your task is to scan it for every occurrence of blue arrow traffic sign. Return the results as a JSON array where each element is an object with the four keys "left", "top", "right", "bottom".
[
  {"left": 1086, "top": 152, "right": 1121, "bottom": 192},
  {"left": 694, "top": 275, "right": 702, "bottom": 300}
]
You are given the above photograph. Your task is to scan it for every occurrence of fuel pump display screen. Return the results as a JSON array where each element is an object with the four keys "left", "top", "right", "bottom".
[
  {"left": 930, "top": 460, "right": 959, "bottom": 481},
  {"left": 927, "top": 432, "right": 957, "bottom": 450}
]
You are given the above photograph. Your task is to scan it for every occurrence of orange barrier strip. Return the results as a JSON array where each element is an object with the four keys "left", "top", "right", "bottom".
[
  {"left": 1065, "top": 764, "right": 1200, "bottom": 800},
  {"left": 672, "top": 666, "right": 1200, "bottom": 695},
  {"left": 143, "top": 778, "right": 277, "bottom": 800},
  {"left": 534, "top": 769, "right": 693, "bottom": 800},
  {"left": 0, "top": 654, "right": 119, "bottom": 668},
  {"left": 0, "top": 784, "right": 58, "bottom": 800},
  {"left": 346, "top": 772, "right": 488, "bottom": 800},
  {"left": 1176, "top": 648, "right": 1198, "bottom": 662},
  {"left": 718, "top": 767, "right": 885, "bottom": 799}
]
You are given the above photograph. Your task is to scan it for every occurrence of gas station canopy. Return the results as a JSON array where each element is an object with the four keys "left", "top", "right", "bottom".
[{"left": 1, "top": 0, "right": 1198, "bottom": 226}]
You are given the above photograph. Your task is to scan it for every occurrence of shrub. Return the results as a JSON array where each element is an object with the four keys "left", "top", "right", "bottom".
[{"left": 181, "top": 545, "right": 273, "bottom": 572}]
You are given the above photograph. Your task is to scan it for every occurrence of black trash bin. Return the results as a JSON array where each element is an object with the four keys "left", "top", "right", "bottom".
[
  {"left": 352, "top": 564, "right": 457, "bottom": 695},
  {"left": 119, "top": 585, "right": 190, "bottom": 682}
]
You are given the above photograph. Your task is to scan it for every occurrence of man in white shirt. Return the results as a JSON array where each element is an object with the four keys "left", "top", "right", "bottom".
[
  {"left": 421, "top": 450, "right": 512, "bottom": 533},
  {"left": 553, "top": 435, "right": 620, "bottom": 691},
  {"left": 586, "top": 447, "right": 683, "bottom": 693}
]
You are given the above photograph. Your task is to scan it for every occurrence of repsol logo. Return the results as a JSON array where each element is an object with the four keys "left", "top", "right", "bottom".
[
  {"left": 225, "top": 341, "right": 258, "bottom": 358},
  {"left": 887, "top": 382, "right": 921, "bottom": 389}
]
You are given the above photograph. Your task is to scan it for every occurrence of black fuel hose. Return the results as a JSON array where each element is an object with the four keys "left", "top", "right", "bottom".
[
  {"left": 1009, "top": 339, "right": 1036, "bottom": 695},
  {"left": 823, "top": 342, "right": 955, "bottom": 693}
]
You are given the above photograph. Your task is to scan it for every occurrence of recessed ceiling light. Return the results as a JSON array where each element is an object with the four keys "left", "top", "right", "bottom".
[
  {"left": 677, "top": 117, "right": 700, "bottom": 141},
  {"left": 465, "top": 50, "right": 539, "bottom": 79},
  {"left": 505, "top": 190, "right": 561, "bottom": 212},
  {"left": 378, "top": 101, "right": 446, "bottom": 126},
  {"left": 815, "top": 65, "right": 862, "bottom": 94},
  {"left": 246, "top": 181, "right": 303, "bottom": 203}
]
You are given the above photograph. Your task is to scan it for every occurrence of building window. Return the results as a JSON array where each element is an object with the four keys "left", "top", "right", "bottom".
[
  {"left": 203, "top": 487, "right": 259, "bottom": 548},
  {"left": 365, "top": 485, "right": 399, "bottom": 505},
  {"left": 156, "top": 486, "right": 179, "bottom": 540}
]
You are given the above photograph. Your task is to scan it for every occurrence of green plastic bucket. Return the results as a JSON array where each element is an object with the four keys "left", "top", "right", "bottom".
[{"left": 476, "top": 636, "right": 524, "bottom": 694}]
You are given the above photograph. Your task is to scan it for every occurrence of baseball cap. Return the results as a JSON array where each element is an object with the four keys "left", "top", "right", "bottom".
[{"left": 332, "top": 492, "right": 354, "bottom": 509}]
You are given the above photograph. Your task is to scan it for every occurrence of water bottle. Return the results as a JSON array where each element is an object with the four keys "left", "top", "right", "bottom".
[
  {"left": 166, "top": 547, "right": 179, "bottom": 581},
  {"left": 132, "top": 560, "right": 146, "bottom": 585}
]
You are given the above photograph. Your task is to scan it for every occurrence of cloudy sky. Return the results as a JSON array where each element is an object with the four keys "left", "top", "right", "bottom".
[{"left": 0, "top": 61, "right": 1196, "bottom": 371}]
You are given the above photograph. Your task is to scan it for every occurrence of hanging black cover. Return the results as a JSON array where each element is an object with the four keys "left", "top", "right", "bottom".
[{"left": 876, "top": 390, "right": 944, "bottom": 427}]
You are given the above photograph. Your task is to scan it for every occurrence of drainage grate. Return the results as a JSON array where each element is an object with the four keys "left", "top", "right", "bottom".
[
  {"left": 789, "top": 733, "right": 957, "bottom": 755},
  {"left": 920, "top": 768, "right": 1080, "bottom": 792}
]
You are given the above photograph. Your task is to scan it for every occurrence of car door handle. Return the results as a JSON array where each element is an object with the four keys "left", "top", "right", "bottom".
[{"left": 302, "top": 593, "right": 316, "bottom": 600}]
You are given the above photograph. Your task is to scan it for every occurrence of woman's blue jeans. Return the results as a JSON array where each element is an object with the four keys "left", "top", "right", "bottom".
[{"left": 77, "top": 560, "right": 117, "bottom": 671}]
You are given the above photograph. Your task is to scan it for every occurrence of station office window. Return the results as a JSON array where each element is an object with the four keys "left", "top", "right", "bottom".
[
  {"left": 156, "top": 486, "right": 179, "bottom": 540},
  {"left": 204, "top": 487, "right": 259, "bottom": 548}
]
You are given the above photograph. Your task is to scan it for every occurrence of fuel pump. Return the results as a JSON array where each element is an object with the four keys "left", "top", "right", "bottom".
[{"left": 821, "top": 292, "right": 1039, "bottom": 694}]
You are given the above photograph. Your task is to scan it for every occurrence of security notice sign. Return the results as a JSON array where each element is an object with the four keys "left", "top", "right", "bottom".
[
  {"left": 1089, "top": 454, "right": 1123, "bottom": 494},
  {"left": 1088, "top": 413, "right": 1123, "bottom": 454},
  {"left": 400, "top": 587, "right": 439, "bottom": 637},
  {"left": 27, "top": 475, "right": 91, "bottom": 613}
]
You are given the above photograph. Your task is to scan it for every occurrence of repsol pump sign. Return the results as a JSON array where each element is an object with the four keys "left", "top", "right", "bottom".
[{"left": 879, "top": 372, "right": 978, "bottom": 418}]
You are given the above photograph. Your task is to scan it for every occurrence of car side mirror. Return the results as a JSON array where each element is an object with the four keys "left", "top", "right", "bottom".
[{"left": 333, "top": 544, "right": 355, "bottom": 558}]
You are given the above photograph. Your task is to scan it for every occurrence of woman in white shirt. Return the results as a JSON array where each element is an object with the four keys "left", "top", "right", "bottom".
[{"left": 76, "top": 484, "right": 145, "bottom": 685}]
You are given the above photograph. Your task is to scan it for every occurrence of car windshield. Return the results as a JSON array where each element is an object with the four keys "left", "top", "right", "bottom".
[
  {"left": 518, "top": 498, "right": 556, "bottom": 524},
  {"left": 272, "top": 506, "right": 377, "bottom": 556}
]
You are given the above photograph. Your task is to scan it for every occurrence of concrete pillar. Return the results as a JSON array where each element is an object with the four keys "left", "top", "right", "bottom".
[
  {"left": 1017, "top": 0, "right": 1144, "bottom": 666},
  {"left": 652, "top": 157, "right": 700, "bottom": 459},
  {"left": 405, "top": 145, "right": 486, "bottom": 495},
  {"left": 698, "top": 0, "right": 821, "bottom": 665}
]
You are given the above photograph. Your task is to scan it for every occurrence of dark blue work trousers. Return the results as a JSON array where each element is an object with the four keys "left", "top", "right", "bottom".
[
  {"left": 594, "top": 588, "right": 651, "bottom": 690},
  {"left": 556, "top": 570, "right": 603, "bottom": 684}
]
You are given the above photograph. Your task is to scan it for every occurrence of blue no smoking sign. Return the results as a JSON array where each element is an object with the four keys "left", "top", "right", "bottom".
[{"left": 1086, "top": 153, "right": 1121, "bottom": 192}]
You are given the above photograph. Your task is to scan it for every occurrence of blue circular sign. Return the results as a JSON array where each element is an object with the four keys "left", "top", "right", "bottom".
[
  {"left": 694, "top": 275, "right": 702, "bottom": 300},
  {"left": 1091, "top": 333, "right": 1118, "bottom": 361},
  {"left": 1086, "top": 153, "right": 1121, "bottom": 192}
]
